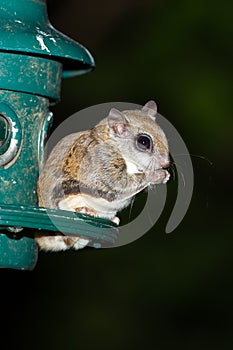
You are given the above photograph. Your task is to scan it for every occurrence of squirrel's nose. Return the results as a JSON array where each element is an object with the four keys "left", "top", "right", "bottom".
[{"left": 160, "top": 160, "right": 170, "bottom": 169}]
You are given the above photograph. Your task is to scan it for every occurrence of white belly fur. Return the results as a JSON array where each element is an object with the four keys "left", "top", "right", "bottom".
[{"left": 58, "top": 193, "right": 131, "bottom": 220}]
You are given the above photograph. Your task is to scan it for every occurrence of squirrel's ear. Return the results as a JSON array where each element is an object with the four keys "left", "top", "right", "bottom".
[
  {"left": 108, "top": 108, "right": 128, "bottom": 137},
  {"left": 142, "top": 100, "right": 157, "bottom": 120}
]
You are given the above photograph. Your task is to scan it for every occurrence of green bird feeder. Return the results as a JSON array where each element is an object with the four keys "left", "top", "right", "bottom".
[{"left": 0, "top": 0, "right": 118, "bottom": 270}]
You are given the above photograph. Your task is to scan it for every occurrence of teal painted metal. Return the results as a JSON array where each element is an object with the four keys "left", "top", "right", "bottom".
[
  {"left": 0, "top": 88, "right": 56, "bottom": 206},
  {"left": 0, "top": 0, "right": 118, "bottom": 270},
  {"left": 0, "top": 205, "right": 118, "bottom": 249},
  {"left": 0, "top": 0, "right": 95, "bottom": 78},
  {"left": 0, "top": 52, "right": 62, "bottom": 100},
  {"left": 0, "top": 69, "right": 60, "bottom": 270},
  {"left": 0, "top": 233, "right": 38, "bottom": 271}
]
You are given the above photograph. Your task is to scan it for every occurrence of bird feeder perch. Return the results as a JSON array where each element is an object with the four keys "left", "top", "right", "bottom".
[{"left": 0, "top": 0, "right": 118, "bottom": 270}]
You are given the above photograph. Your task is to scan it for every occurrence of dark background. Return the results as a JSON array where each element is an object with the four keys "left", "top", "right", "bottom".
[{"left": 1, "top": 0, "right": 232, "bottom": 349}]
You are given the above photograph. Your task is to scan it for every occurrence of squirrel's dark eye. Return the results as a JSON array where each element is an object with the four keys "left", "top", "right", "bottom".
[{"left": 136, "top": 134, "right": 153, "bottom": 152}]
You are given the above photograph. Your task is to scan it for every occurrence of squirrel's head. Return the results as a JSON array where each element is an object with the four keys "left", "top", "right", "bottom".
[{"left": 103, "top": 101, "right": 170, "bottom": 173}]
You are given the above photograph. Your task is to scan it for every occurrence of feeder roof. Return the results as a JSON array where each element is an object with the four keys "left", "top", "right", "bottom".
[{"left": 0, "top": 0, "right": 95, "bottom": 78}]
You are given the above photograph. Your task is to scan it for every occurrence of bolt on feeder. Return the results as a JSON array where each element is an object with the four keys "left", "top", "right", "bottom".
[{"left": 0, "top": 0, "right": 118, "bottom": 270}]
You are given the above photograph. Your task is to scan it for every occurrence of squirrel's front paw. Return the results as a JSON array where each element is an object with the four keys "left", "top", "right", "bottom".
[
  {"left": 148, "top": 169, "right": 170, "bottom": 184},
  {"left": 162, "top": 170, "right": 170, "bottom": 184}
]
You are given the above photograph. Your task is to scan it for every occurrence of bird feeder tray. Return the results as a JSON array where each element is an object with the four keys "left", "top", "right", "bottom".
[{"left": 0, "top": 204, "right": 118, "bottom": 248}]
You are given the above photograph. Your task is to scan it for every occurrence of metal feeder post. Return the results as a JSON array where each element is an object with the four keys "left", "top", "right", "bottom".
[{"left": 0, "top": 0, "right": 118, "bottom": 270}]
